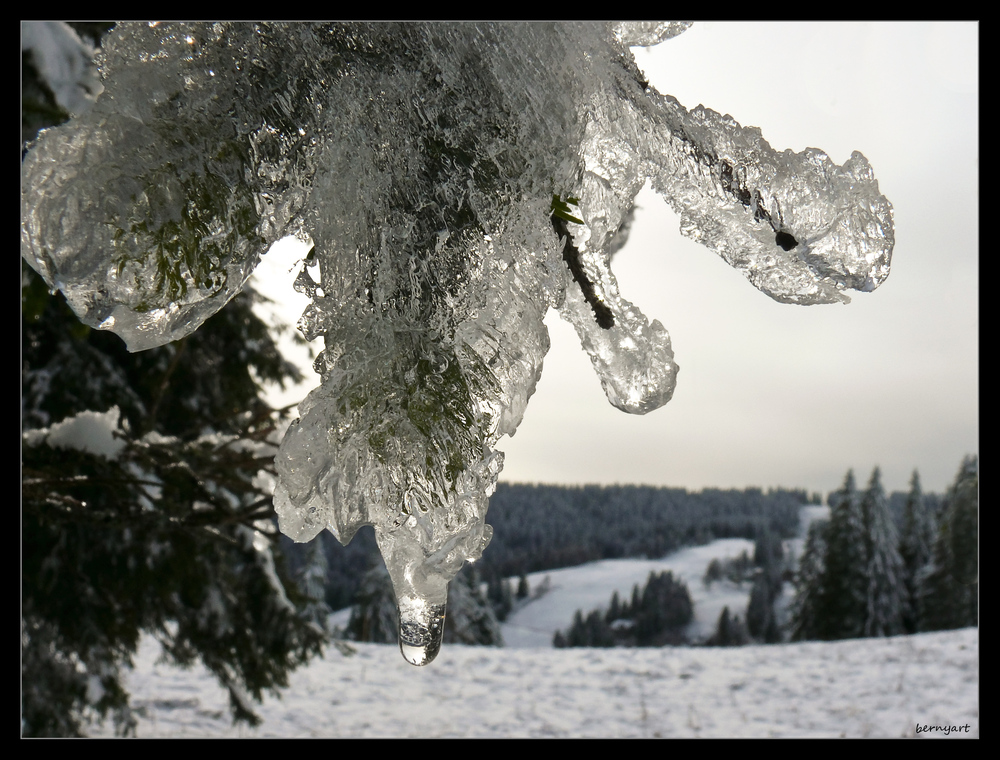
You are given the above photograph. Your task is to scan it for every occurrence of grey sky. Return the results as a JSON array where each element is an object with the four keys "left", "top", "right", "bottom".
[
  {"left": 259, "top": 22, "right": 978, "bottom": 498},
  {"left": 496, "top": 22, "right": 978, "bottom": 497}
]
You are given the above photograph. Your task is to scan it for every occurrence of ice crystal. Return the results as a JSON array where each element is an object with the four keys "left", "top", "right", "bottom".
[{"left": 21, "top": 22, "right": 893, "bottom": 664}]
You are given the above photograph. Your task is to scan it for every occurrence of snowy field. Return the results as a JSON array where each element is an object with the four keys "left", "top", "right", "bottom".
[
  {"left": 93, "top": 627, "right": 977, "bottom": 739},
  {"left": 89, "top": 530, "right": 978, "bottom": 738}
]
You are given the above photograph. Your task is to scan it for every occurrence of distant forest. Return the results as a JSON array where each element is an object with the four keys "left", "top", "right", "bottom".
[
  {"left": 479, "top": 483, "right": 804, "bottom": 577},
  {"left": 284, "top": 482, "right": 862, "bottom": 611}
]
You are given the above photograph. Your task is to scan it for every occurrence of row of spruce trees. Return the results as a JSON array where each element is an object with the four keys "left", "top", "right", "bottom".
[
  {"left": 554, "top": 571, "right": 694, "bottom": 648},
  {"left": 790, "top": 459, "right": 978, "bottom": 641},
  {"left": 553, "top": 458, "right": 978, "bottom": 652},
  {"left": 555, "top": 529, "right": 786, "bottom": 650}
]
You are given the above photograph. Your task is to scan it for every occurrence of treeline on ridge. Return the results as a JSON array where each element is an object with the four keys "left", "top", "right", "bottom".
[
  {"left": 284, "top": 482, "right": 807, "bottom": 611},
  {"left": 481, "top": 483, "right": 804, "bottom": 579}
]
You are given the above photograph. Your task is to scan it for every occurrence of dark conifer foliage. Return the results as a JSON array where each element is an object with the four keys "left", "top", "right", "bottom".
[
  {"left": 444, "top": 565, "right": 504, "bottom": 646},
  {"left": 486, "top": 572, "right": 514, "bottom": 622},
  {"left": 917, "top": 456, "right": 978, "bottom": 632},
  {"left": 22, "top": 33, "right": 323, "bottom": 733},
  {"left": 606, "top": 590, "right": 622, "bottom": 623},
  {"left": 860, "top": 467, "right": 905, "bottom": 637},
  {"left": 816, "top": 470, "right": 868, "bottom": 640},
  {"left": 344, "top": 564, "right": 399, "bottom": 644},
  {"left": 707, "top": 606, "right": 750, "bottom": 647},
  {"left": 788, "top": 519, "right": 828, "bottom": 642},
  {"left": 899, "top": 470, "right": 934, "bottom": 633},
  {"left": 746, "top": 574, "right": 774, "bottom": 642},
  {"left": 516, "top": 573, "right": 530, "bottom": 600},
  {"left": 554, "top": 571, "right": 693, "bottom": 648},
  {"left": 635, "top": 571, "right": 694, "bottom": 645},
  {"left": 483, "top": 483, "right": 803, "bottom": 579},
  {"left": 789, "top": 459, "right": 976, "bottom": 643},
  {"left": 703, "top": 558, "right": 724, "bottom": 587},
  {"left": 22, "top": 277, "right": 326, "bottom": 735},
  {"left": 710, "top": 549, "right": 757, "bottom": 586}
]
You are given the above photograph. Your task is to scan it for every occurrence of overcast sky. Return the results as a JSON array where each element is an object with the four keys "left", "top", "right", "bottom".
[{"left": 257, "top": 22, "right": 978, "bottom": 498}]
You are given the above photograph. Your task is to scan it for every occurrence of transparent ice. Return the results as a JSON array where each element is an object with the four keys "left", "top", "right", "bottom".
[{"left": 21, "top": 22, "right": 893, "bottom": 665}]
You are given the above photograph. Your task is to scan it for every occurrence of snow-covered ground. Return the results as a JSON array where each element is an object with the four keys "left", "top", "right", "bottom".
[
  {"left": 93, "top": 627, "right": 977, "bottom": 738},
  {"left": 89, "top": 525, "right": 978, "bottom": 738}
]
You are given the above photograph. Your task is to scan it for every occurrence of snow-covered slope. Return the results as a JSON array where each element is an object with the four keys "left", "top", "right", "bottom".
[
  {"left": 501, "top": 538, "right": 755, "bottom": 647},
  {"left": 94, "top": 627, "right": 977, "bottom": 738},
  {"left": 91, "top": 526, "right": 977, "bottom": 738},
  {"left": 78, "top": 507, "right": 978, "bottom": 738}
]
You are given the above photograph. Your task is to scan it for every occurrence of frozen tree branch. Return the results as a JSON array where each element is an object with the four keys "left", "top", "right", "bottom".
[{"left": 21, "top": 22, "right": 893, "bottom": 665}]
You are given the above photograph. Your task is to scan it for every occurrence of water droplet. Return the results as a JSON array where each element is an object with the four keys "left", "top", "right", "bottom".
[{"left": 397, "top": 597, "right": 446, "bottom": 666}]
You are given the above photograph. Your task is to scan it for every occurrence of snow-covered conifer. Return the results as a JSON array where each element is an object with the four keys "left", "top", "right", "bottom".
[
  {"left": 444, "top": 565, "right": 504, "bottom": 646},
  {"left": 899, "top": 470, "right": 934, "bottom": 633},
  {"left": 789, "top": 519, "right": 828, "bottom": 641},
  {"left": 818, "top": 471, "right": 867, "bottom": 639},
  {"left": 346, "top": 564, "right": 399, "bottom": 644},
  {"left": 746, "top": 573, "right": 774, "bottom": 642},
  {"left": 860, "top": 467, "right": 906, "bottom": 637},
  {"left": 23, "top": 31, "right": 325, "bottom": 733},
  {"left": 918, "top": 456, "right": 978, "bottom": 631},
  {"left": 300, "top": 537, "right": 332, "bottom": 632}
]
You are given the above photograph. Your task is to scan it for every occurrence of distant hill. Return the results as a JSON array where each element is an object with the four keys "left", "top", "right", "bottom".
[{"left": 282, "top": 482, "right": 810, "bottom": 611}]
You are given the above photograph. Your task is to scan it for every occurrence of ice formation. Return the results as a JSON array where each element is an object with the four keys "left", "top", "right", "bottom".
[{"left": 21, "top": 22, "right": 893, "bottom": 665}]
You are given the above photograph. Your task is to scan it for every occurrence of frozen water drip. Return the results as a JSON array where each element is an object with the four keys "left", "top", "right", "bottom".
[{"left": 397, "top": 597, "right": 447, "bottom": 666}]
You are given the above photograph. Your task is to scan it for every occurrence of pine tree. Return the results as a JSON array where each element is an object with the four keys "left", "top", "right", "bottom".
[
  {"left": 555, "top": 571, "right": 692, "bottom": 649},
  {"left": 634, "top": 571, "right": 693, "bottom": 646},
  {"left": 501, "top": 579, "right": 514, "bottom": 619},
  {"left": 299, "top": 537, "right": 332, "bottom": 632},
  {"left": 817, "top": 471, "right": 868, "bottom": 640},
  {"left": 584, "top": 610, "right": 615, "bottom": 648},
  {"left": 703, "top": 558, "right": 723, "bottom": 588},
  {"left": 630, "top": 583, "right": 642, "bottom": 617},
  {"left": 747, "top": 526, "right": 784, "bottom": 642},
  {"left": 444, "top": 565, "right": 504, "bottom": 646},
  {"left": 860, "top": 467, "right": 905, "bottom": 637},
  {"left": 516, "top": 573, "right": 529, "bottom": 600},
  {"left": 567, "top": 610, "right": 587, "bottom": 647},
  {"left": 789, "top": 519, "right": 828, "bottom": 641},
  {"left": 746, "top": 572, "right": 773, "bottom": 642},
  {"left": 21, "top": 26, "right": 332, "bottom": 736},
  {"left": 708, "top": 606, "right": 749, "bottom": 646},
  {"left": 346, "top": 564, "right": 399, "bottom": 643},
  {"left": 486, "top": 573, "right": 513, "bottom": 622},
  {"left": 606, "top": 590, "right": 622, "bottom": 623},
  {"left": 948, "top": 456, "right": 979, "bottom": 626},
  {"left": 899, "top": 470, "right": 934, "bottom": 633},
  {"left": 347, "top": 562, "right": 503, "bottom": 646},
  {"left": 22, "top": 269, "right": 326, "bottom": 737},
  {"left": 918, "top": 456, "right": 978, "bottom": 631}
]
